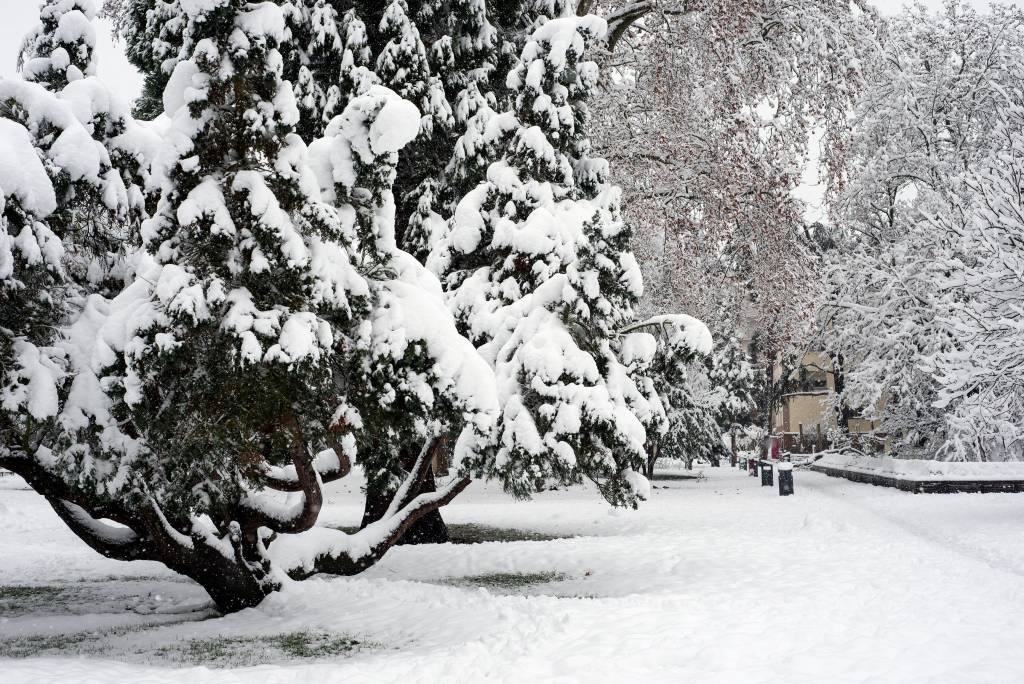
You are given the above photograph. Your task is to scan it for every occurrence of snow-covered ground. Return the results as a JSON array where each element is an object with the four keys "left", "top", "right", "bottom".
[{"left": 3, "top": 465, "right": 1024, "bottom": 683}]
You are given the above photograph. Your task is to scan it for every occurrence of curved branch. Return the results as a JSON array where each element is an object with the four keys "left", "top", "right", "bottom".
[
  {"left": 0, "top": 453, "right": 137, "bottom": 528},
  {"left": 259, "top": 442, "right": 351, "bottom": 492},
  {"left": 238, "top": 415, "right": 322, "bottom": 535},
  {"left": 47, "top": 498, "right": 156, "bottom": 562},
  {"left": 384, "top": 436, "right": 445, "bottom": 519},
  {"left": 286, "top": 474, "right": 471, "bottom": 580},
  {"left": 607, "top": 1, "right": 657, "bottom": 50}
]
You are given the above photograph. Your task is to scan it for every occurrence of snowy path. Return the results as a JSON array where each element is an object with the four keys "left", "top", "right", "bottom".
[{"left": 2, "top": 468, "right": 1024, "bottom": 682}]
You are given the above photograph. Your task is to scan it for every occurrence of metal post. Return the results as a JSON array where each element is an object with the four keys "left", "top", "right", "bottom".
[
  {"left": 760, "top": 461, "right": 773, "bottom": 487},
  {"left": 747, "top": 458, "right": 757, "bottom": 476}
]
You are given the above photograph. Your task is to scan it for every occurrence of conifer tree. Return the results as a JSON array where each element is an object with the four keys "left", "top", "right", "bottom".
[
  {"left": 323, "top": 9, "right": 378, "bottom": 132},
  {"left": 377, "top": 0, "right": 448, "bottom": 131},
  {"left": 428, "top": 0, "right": 498, "bottom": 101},
  {"left": 376, "top": 0, "right": 453, "bottom": 251},
  {"left": 56, "top": 78, "right": 155, "bottom": 294},
  {"left": 429, "top": 16, "right": 658, "bottom": 507},
  {"left": 410, "top": 0, "right": 599, "bottom": 263},
  {"left": 0, "top": 73, "right": 142, "bottom": 500},
  {"left": 709, "top": 334, "right": 757, "bottom": 431},
  {"left": 20, "top": 0, "right": 99, "bottom": 91},
  {"left": 0, "top": 105, "right": 66, "bottom": 422},
  {"left": 301, "top": 0, "right": 345, "bottom": 137},
  {"left": 619, "top": 316, "right": 715, "bottom": 476},
  {"left": 118, "top": 0, "right": 185, "bottom": 120},
  {"left": 20, "top": 2, "right": 156, "bottom": 291},
  {"left": 0, "top": 121, "right": 65, "bottom": 478},
  {"left": 293, "top": 64, "right": 325, "bottom": 142},
  {"left": 402, "top": 0, "right": 498, "bottom": 262},
  {"left": 3, "top": 0, "right": 496, "bottom": 612},
  {"left": 280, "top": 0, "right": 311, "bottom": 85}
]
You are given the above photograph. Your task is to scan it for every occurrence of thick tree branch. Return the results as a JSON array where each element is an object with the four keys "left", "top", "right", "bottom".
[
  {"left": 238, "top": 415, "right": 323, "bottom": 535},
  {"left": 607, "top": 1, "right": 658, "bottom": 50},
  {"left": 259, "top": 441, "right": 351, "bottom": 492},
  {"left": 384, "top": 436, "right": 445, "bottom": 519},
  {"left": 0, "top": 453, "right": 136, "bottom": 528},
  {"left": 46, "top": 498, "right": 156, "bottom": 562},
  {"left": 286, "top": 474, "right": 471, "bottom": 580}
]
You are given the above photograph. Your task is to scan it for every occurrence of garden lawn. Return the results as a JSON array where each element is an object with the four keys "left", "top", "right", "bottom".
[{"left": 3, "top": 465, "right": 1024, "bottom": 682}]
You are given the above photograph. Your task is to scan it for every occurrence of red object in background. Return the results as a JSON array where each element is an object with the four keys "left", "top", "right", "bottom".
[{"left": 769, "top": 436, "right": 781, "bottom": 459}]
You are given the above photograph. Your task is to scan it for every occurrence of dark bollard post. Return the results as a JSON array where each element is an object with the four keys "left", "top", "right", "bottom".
[
  {"left": 778, "top": 462, "right": 794, "bottom": 496},
  {"left": 747, "top": 458, "right": 757, "bottom": 476},
  {"left": 760, "top": 461, "right": 773, "bottom": 487}
]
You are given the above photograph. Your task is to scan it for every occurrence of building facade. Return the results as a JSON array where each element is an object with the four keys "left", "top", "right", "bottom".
[{"left": 772, "top": 352, "right": 879, "bottom": 452}]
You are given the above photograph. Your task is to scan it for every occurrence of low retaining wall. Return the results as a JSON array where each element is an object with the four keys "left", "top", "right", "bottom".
[{"left": 811, "top": 464, "right": 1024, "bottom": 494}]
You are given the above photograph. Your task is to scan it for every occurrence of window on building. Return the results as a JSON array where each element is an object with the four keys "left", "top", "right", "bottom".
[{"left": 797, "top": 367, "right": 829, "bottom": 392}]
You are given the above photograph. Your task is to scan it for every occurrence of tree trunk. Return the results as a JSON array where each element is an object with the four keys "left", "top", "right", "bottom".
[
  {"left": 4, "top": 433, "right": 459, "bottom": 613},
  {"left": 360, "top": 442, "right": 450, "bottom": 545},
  {"left": 832, "top": 353, "right": 855, "bottom": 434},
  {"left": 645, "top": 440, "right": 659, "bottom": 479}
]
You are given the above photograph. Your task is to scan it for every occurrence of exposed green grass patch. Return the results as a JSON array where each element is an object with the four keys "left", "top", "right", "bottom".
[
  {"left": 447, "top": 524, "right": 567, "bottom": 544},
  {"left": 443, "top": 571, "right": 567, "bottom": 591},
  {"left": 0, "top": 622, "right": 166, "bottom": 658},
  {"left": 1, "top": 624, "right": 366, "bottom": 666},
  {"left": 334, "top": 523, "right": 568, "bottom": 544},
  {"left": 0, "top": 632, "right": 94, "bottom": 658},
  {"left": 167, "top": 631, "right": 369, "bottom": 666},
  {"left": 0, "top": 584, "right": 73, "bottom": 617},
  {"left": 0, "top": 585, "right": 66, "bottom": 601},
  {"left": 271, "top": 631, "right": 364, "bottom": 658},
  {"left": 651, "top": 472, "right": 705, "bottom": 481},
  {"left": 79, "top": 575, "right": 185, "bottom": 584}
]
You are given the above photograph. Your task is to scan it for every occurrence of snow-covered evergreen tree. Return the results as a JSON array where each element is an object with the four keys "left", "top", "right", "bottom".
[
  {"left": 287, "top": 3, "right": 378, "bottom": 143},
  {"left": 429, "top": 15, "right": 661, "bottom": 507},
  {"left": 426, "top": 0, "right": 498, "bottom": 102},
  {"left": 402, "top": 0, "right": 503, "bottom": 263},
  {"left": 20, "top": 2, "right": 157, "bottom": 292},
  {"left": 377, "top": 0, "right": 453, "bottom": 137},
  {"left": 709, "top": 334, "right": 757, "bottom": 430},
  {"left": 412, "top": 0, "right": 606, "bottom": 263},
  {"left": 374, "top": 1, "right": 454, "bottom": 264},
  {"left": 0, "top": 101, "right": 67, "bottom": 434},
  {"left": 3, "top": 0, "right": 497, "bottom": 612},
  {"left": 0, "top": 72, "right": 143, "bottom": 492},
  {"left": 300, "top": 0, "right": 345, "bottom": 139},
  {"left": 324, "top": 9, "right": 378, "bottom": 133},
  {"left": 507, "top": 8, "right": 607, "bottom": 200},
  {"left": 116, "top": 0, "right": 186, "bottom": 120},
  {"left": 0, "top": 141, "right": 64, "bottom": 487},
  {"left": 619, "top": 315, "right": 716, "bottom": 474},
  {"left": 279, "top": 0, "right": 311, "bottom": 85},
  {"left": 292, "top": 64, "right": 325, "bottom": 142},
  {"left": 20, "top": 0, "right": 99, "bottom": 91}
]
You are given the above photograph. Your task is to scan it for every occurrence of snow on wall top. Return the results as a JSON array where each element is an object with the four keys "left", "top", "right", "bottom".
[{"left": 817, "top": 452, "right": 1024, "bottom": 480}]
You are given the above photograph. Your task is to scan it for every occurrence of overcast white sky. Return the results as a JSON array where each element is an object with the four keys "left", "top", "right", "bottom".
[{"left": 0, "top": 0, "right": 1021, "bottom": 106}]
